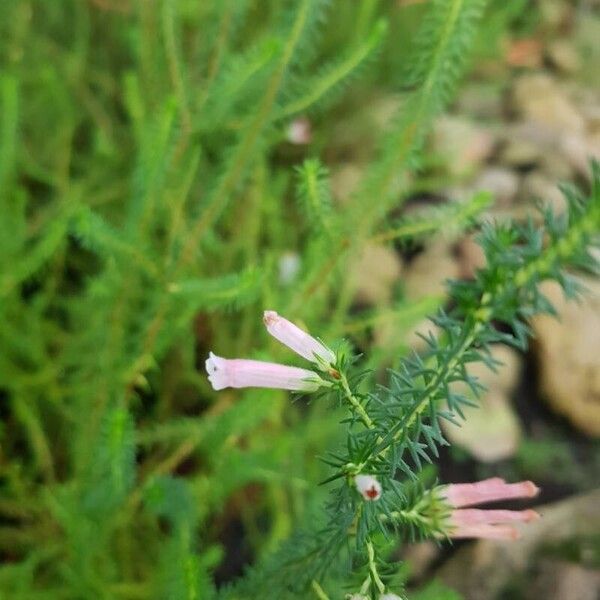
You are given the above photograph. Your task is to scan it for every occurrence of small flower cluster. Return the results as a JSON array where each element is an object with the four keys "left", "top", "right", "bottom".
[
  {"left": 441, "top": 477, "right": 540, "bottom": 539},
  {"left": 352, "top": 474, "right": 540, "bottom": 541},
  {"left": 206, "top": 311, "right": 335, "bottom": 392},
  {"left": 206, "top": 312, "right": 542, "bottom": 598}
]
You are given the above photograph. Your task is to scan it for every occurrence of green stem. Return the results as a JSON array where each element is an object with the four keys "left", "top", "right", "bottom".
[
  {"left": 311, "top": 580, "right": 331, "bottom": 600},
  {"left": 367, "top": 540, "right": 386, "bottom": 595},
  {"left": 340, "top": 373, "right": 374, "bottom": 429}
]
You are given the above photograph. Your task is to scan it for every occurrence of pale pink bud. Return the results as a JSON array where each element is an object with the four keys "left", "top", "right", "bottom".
[
  {"left": 205, "top": 352, "right": 323, "bottom": 392},
  {"left": 355, "top": 474, "right": 382, "bottom": 501},
  {"left": 379, "top": 594, "right": 405, "bottom": 600},
  {"left": 443, "top": 478, "right": 539, "bottom": 508},
  {"left": 287, "top": 116, "right": 312, "bottom": 144},
  {"left": 263, "top": 311, "right": 336, "bottom": 369},
  {"left": 441, "top": 478, "right": 540, "bottom": 540}
]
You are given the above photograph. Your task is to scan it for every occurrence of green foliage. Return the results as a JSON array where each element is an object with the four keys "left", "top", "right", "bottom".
[
  {"left": 372, "top": 190, "right": 492, "bottom": 245},
  {"left": 1, "top": 1, "right": 597, "bottom": 599},
  {"left": 412, "top": 581, "right": 463, "bottom": 600},
  {"left": 294, "top": 158, "right": 334, "bottom": 234},
  {"left": 277, "top": 18, "right": 388, "bottom": 119}
]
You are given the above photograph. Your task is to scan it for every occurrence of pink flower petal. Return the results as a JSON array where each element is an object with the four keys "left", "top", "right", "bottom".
[
  {"left": 205, "top": 352, "right": 323, "bottom": 392},
  {"left": 450, "top": 508, "right": 540, "bottom": 526},
  {"left": 443, "top": 478, "right": 539, "bottom": 508}
]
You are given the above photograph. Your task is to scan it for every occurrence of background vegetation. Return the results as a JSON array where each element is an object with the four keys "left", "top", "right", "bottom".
[{"left": 0, "top": 1, "right": 598, "bottom": 598}]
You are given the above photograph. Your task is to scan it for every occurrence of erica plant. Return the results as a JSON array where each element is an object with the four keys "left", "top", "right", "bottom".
[
  {"left": 208, "top": 168, "right": 600, "bottom": 599},
  {"left": 1, "top": 1, "right": 599, "bottom": 599}
]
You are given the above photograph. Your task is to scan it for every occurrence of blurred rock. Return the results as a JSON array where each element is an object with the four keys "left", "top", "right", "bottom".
[
  {"left": 351, "top": 243, "right": 403, "bottom": 306},
  {"left": 499, "top": 135, "right": 543, "bottom": 170},
  {"left": 442, "top": 345, "right": 522, "bottom": 463},
  {"left": 547, "top": 39, "right": 581, "bottom": 74},
  {"left": 402, "top": 241, "right": 458, "bottom": 352},
  {"left": 331, "top": 164, "right": 363, "bottom": 204},
  {"left": 511, "top": 74, "right": 585, "bottom": 134},
  {"left": 401, "top": 541, "right": 441, "bottom": 583},
  {"left": 456, "top": 234, "right": 487, "bottom": 280},
  {"left": 560, "top": 132, "right": 600, "bottom": 180},
  {"left": 437, "top": 489, "right": 600, "bottom": 600},
  {"left": 368, "top": 95, "right": 401, "bottom": 131},
  {"left": 432, "top": 116, "right": 495, "bottom": 177},
  {"left": 521, "top": 171, "right": 568, "bottom": 215},
  {"left": 499, "top": 121, "right": 578, "bottom": 181},
  {"left": 578, "top": 96, "right": 600, "bottom": 130},
  {"left": 403, "top": 241, "right": 459, "bottom": 301},
  {"left": 506, "top": 38, "right": 543, "bottom": 68},
  {"left": 456, "top": 83, "right": 504, "bottom": 120},
  {"left": 531, "top": 278, "right": 600, "bottom": 436},
  {"left": 538, "top": 0, "right": 571, "bottom": 29},
  {"left": 474, "top": 167, "right": 520, "bottom": 208},
  {"left": 527, "top": 560, "right": 600, "bottom": 600}
]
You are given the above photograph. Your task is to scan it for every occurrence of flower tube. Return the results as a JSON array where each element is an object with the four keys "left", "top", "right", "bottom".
[
  {"left": 205, "top": 352, "right": 324, "bottom": 392},
  {"left": 443, "top": 478, "right": 539, "bottom": 508}
]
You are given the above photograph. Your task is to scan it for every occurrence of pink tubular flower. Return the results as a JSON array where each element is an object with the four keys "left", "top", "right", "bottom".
[
  {"left": 205, "top": 352, "right": 324, "bottom": 392},
  {"left": 444, "top": 478, "right": 539, "bottom": 507},
  {"left": 448, "top": 508, "right": 539, "bottom": 540},
  {"left": 442, "top": 478, "right": 540, "bottom": 540},
  {"left": 263, "top": 310, "right": 336, "bottom": 370}
]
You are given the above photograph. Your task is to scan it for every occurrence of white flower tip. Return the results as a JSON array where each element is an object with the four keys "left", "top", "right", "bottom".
[
  {"left": 205, "top": 352, "right": 229, "bottom": 390},
  {"left": 355, "top": 474, "right": 382, "bottom": 501}
]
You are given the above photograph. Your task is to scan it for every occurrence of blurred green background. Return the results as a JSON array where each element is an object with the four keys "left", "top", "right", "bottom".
[{"left": 0, "top": 1, "right": 599, "bottom": 598}]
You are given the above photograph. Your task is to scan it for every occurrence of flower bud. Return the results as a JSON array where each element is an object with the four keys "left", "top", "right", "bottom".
[
  {"left": 263, "top": 310, "right": 335, "bottom": 369},
  {"left": 355, "top": 474, "right": 382, "bottom": 501}
]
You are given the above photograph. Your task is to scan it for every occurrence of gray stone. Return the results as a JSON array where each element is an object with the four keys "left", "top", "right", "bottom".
[
  {"left": 511, "top": 74, "right": 585, "bottom": 134},
  {"left": 521, "top": 171, "right": 568, "bottom": 215},
  {"left": 531, "top": 278, "right": 600, "bottom": 437},
  {"left": 432, "top": 116, "right": 495, "bottom": 177},
  {"left": 350, "top": 243, "right": 403, "bottom": 306},
  {"left": 547, "top": 39, "right": 581, "bottom": 74},
  {"left": 527, "top": 560, "right": 600, "bottom": 600},
  {"left": 474, "top": 167, "right": 520, "bottom": 207}
]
